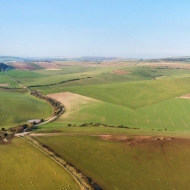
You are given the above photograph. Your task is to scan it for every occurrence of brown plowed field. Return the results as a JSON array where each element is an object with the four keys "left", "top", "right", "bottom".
[{"left": 7, "top": 62, "right": 38, "bottom": 70}]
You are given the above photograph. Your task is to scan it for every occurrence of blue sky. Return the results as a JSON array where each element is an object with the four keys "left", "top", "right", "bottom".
[{"left": 1, "top": 0, "right": 190, "bottom": 58}]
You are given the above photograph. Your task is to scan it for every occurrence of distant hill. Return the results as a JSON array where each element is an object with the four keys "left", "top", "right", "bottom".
[
  {"left": 0, "top": 56, "right": 24, "bottom": 62},
  {"left": 147, "top": 56, "right": 190, "bottom": 62},
  {"left": 80, "top": 56, "right": 118, "bottom": 61},
  {"left": 0, "top": 62, "right": 14, "bottom": 71}
]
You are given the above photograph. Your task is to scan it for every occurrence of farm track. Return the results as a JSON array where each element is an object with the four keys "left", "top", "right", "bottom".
[
  {"left": 21, "top": 135, "right": 101, "bottom": 190},
  {"left": 5, "top": 71, "right": 102, "bottom": 190},
  {"left": 5, "top": 69, "right": 28, "bottom": 90},
  {"left": 5, "top": 69, "right": 64, "bottom": 124}
]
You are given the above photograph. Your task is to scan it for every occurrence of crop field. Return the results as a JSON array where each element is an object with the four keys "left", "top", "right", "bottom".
[
  {"left": 6, "top": 66, "right": 107, "bottom": 86},
  {"left": 45, "top": 89, "right": 190, "bottom": 131},
  {"left": 0, "top": 137, "right": 79, "bottom": 189},
  {"left": 0, "top": 72, "right": 20, "bottom": 88},
  {"left": 0, "top": 89, "right": 52, "bottom": 127},
  {"left": 50, "top": 77, "right": 190, "bottom": 108},
  {"left": 7, "top": 62, "right": 43, "bottom": 70},
  {"left": 3, "top": 60, "right": 190, "bottom": 189},
  {"left": 34, "top": 132, "right": 190, "bottom": 190}
]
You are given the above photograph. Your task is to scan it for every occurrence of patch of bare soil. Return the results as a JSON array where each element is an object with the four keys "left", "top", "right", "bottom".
[
  {"left": 32, "top": 62, "right": 61, "bottom": 69},
  {"left": 8, "top": 62, "right": 37, "bottom": 70},
  {"left": 0, "top": 83, "right": 9, "bottom": 87},
  {"left": 0, "top": 133, "right": 14, "bottom": 145},
  {"left": 51, "top": 130, "right": 62, "bottom": 133},
  {"left": 45, "top": 68, "right": 61, "bottom": 70},
  {"left": 98, "top": 135, "right": 174, "bottom": 145},
  {"left": 111, "top": 70, "right": 131, "bottom": 75},
  {"left": 47, "top": 92, "right": 100, "bottom": 118},
  {"left": 30, "top": 133, "right": 65, "bottom": 137},
  {"left": 180, "top": 94, "right": 190, "bottom": 99}
]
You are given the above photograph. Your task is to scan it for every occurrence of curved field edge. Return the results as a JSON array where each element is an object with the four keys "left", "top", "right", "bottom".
[
  {"left": 47, "top": 92, "right": 190, "bottom": 131},
  {"left": 0, "top": 137, "right": 80, "bottom": 190},
  {"left": 48, "top": 77, "right": 190, "bottom": 109},
  {"left": 0, "top": 90, "right": 52, "bottom": 127}
]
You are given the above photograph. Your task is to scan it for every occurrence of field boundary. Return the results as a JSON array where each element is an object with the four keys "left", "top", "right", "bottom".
[{"left": 21, "top": 135, "right": 102, "bottom": 190}]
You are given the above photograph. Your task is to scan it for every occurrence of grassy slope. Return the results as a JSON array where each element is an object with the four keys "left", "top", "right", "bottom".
[
  {"left": 7, "top": 66, "right": 108, "bottom": 86},
  {"left": 35, "top": 134, "right": 190, "bottom": 190},
  {"left": 0, "top": 137, "right": 79, "bottom": 190},
  {"left": 11, "top": 65, "right": 190, "bottom": 88},
  {"left": 0, "top": 90, "right": 52, "bottom": 127},
  {"left": 52, "top": 77, "right": 190, "bottom": 109},
  {"left": 0, "top": 72, "right": 20, "bottom": 88},
  {"left": 38, "top": 78, "right": 190, "bottom": 131},
  {"left": 40, "top": 97, "right": 190, "bottom": 131}
]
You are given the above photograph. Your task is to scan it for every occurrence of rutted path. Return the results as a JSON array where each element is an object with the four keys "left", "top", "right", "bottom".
[{"left": 21, "top": 135, "right": 95, "bottom": 190}]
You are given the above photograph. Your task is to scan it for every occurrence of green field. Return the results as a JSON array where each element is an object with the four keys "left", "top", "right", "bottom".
[
  {"left": 7, "top": 66, "right": 108, "bottom": 87},
  {"left": 3, "top": 61, "right": 190, "bottom": 189},
  {"left": 36, "top": 77, "right": 190, "bottom": 131},
  {"left": 0, "top": 137, "right": 79, "bottom": 189},
  {"left": 0, "top": 89, "right": 52, "bottom": 127},
  {"left": 0, "top": 72, "right": 20, "bottom": 88},
  {"left": 9, "top": 65, "right": 190, "bottom": 88},
  {"left": 35, "top": 131, "right": 190, "bottom": 190},
  {"left": 52, "top": 98, "right": 190, "bottom": 131}
]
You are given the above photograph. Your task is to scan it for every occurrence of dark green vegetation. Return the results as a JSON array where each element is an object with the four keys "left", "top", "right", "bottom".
[
  {"left": 0, "top": 129, "right": 14, "bottom": 144},
  {"left": 0, "top": 62, "right": 14, "bottom": 71}
]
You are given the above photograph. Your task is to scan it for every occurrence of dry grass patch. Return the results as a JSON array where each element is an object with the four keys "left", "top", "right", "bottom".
[
  {"left": 47, "top": 92, "right": 101, "bottom": 119},
  {"left": 0, "top": 83, "right": 9, "bottom": 87},
  {"left": 180, "top": 93, "right": 190, "bottom": 99},
  {"left": 97, "top": 135, "right": 174, "bottom": 145},
  {"left": 32, "top": 62, "right": 60, "bottom": 69},
  {"left": 7, "top": 62, "right": 37, "bottom": 70},
  {"left": 45, "top": 68, "right": 61, "bottom": 70},
  {"left": 111, "top": 70, "right": 131, "bottom": 75}
]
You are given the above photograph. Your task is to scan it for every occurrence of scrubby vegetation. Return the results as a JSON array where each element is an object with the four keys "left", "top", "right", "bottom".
[
  {"left": 0, "top": 62, "right": 14, "bottom": 71},
  {"left": 31, "top": 90, "right": 64, "bottom": 116}
]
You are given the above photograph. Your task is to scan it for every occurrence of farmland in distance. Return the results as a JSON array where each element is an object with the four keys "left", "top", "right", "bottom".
[{"left": 3, "top": 60, "right": 190, "bottom": 189}]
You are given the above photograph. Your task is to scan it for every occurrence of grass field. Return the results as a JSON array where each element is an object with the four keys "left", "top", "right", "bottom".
[
  {"left": 0, "top": 137, "right": 79, "bottom": 189},
  {"left": 47, "top": 77, "right": 190, "bottom": 109},
  {"left": 3, "top": 61, "right": 190, "bottom": 189},
  {"left": 35, "top": 132, "right": 190, "bottom": 190},
  {"left": 0, "top": 89, "right": 52, "bottom": 127},
  {"left": 7, "top": 66, "right": 109, "bottom": 87},
  {"left": 9, "top": 64, "right": 190, "bottom": 88},
  {"left": 44, "top": 90, "right": 190, "bottom": 131},
  {"left": 0, "top": 72, "right": 20, "bottom": 88}
]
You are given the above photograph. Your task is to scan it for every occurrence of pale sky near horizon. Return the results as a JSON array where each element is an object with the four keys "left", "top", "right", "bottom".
[{"left": 1, "top": 0, "right": 190, "bottom": 58}]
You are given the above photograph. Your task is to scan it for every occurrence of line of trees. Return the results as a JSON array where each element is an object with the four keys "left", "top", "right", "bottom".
[
  {"left": 28, "top": 77, "right": 92, "bottom": 88},
  {"left": 9, "top": 91, "right": 64, "bottom": 133},
  {"left": 9, "top": 123, "right": 34, "bottom": 133},
  {"left": 30, "top": 91, "right": 64, "bottom": 116},
  {"left": 0, "top": 63, "right": 14, "bottom": 71}
]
